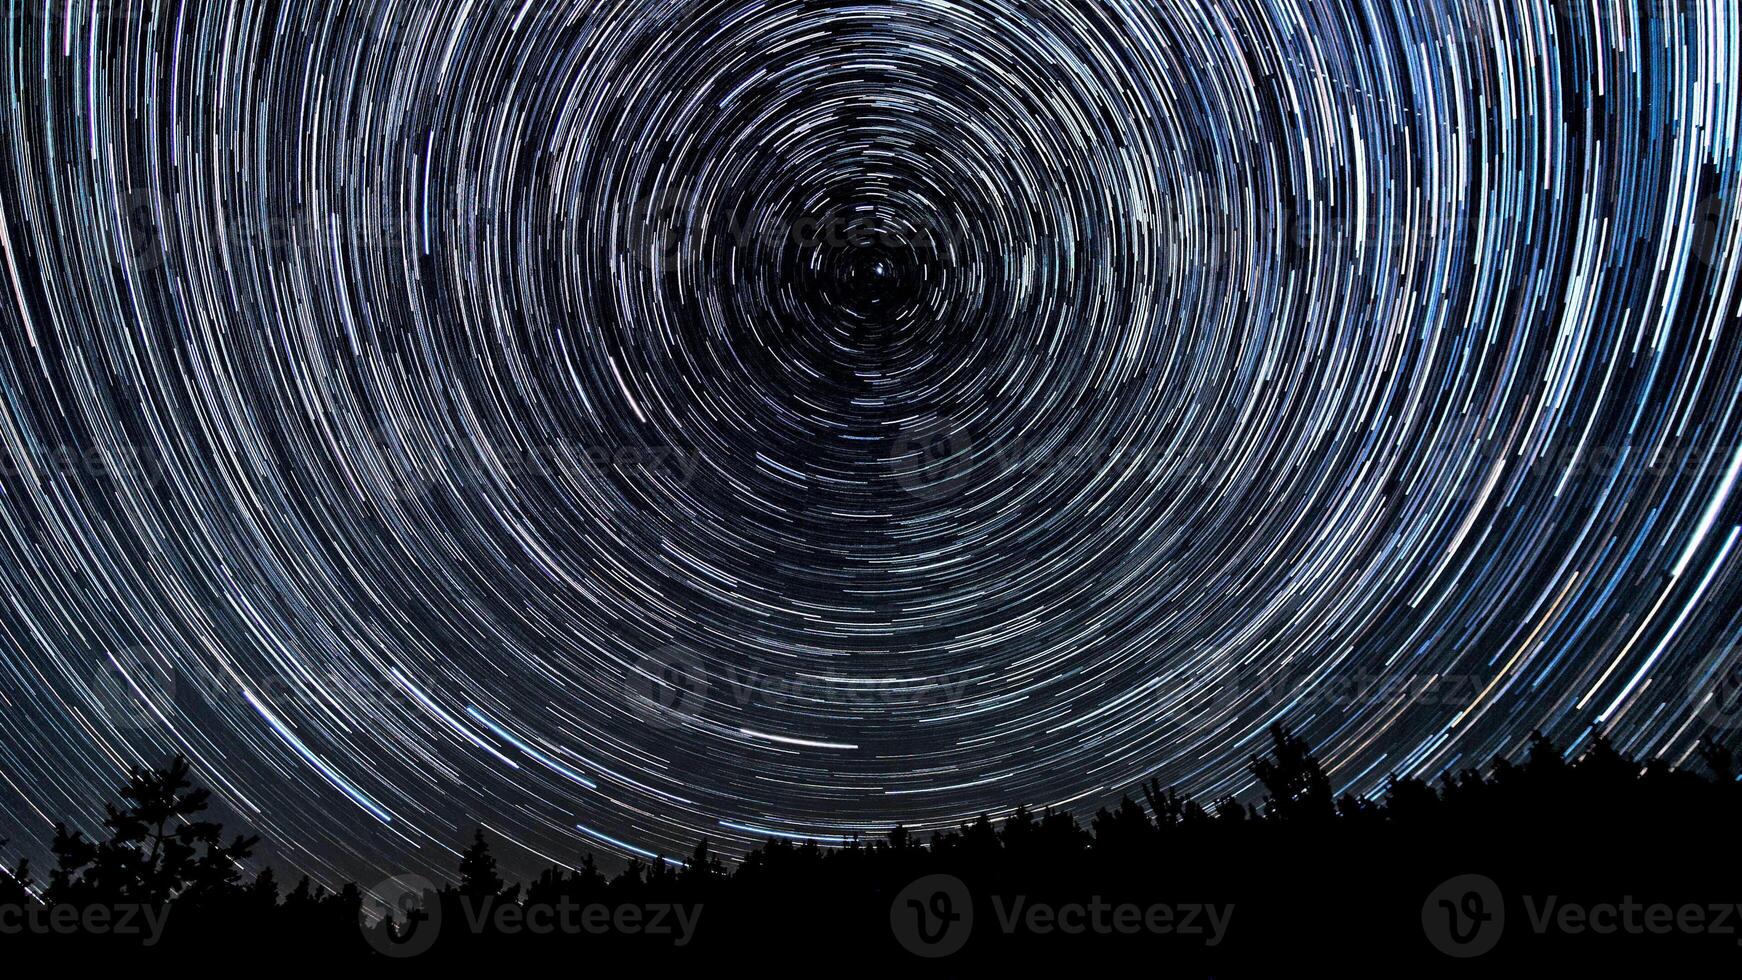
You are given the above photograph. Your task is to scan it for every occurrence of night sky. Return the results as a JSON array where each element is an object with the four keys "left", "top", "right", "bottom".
[{"left": 2, "top": 0, "right": 1741, "bottom": 887}]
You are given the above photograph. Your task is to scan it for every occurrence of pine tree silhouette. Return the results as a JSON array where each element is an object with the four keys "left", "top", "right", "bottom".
[
  {"left": 0, "top": 839, "right": 31, "bottom": 906},
  {"left": 44, "top": 756, "right": 257, "bottom": 907},
  {"left": 5, "top": 726, "right": 1739, "bottom": 968},
  {"left": 1249, "top": 723, "right": 1335, "bottom": 822},
  {"left": 458, "top": 828, "right": 507, "bottom": 902}
]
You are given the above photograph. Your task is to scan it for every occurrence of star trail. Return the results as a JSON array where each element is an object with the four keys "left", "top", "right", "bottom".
[{"left": 2, "top": 0, "right": 1741, "bottom": 887}]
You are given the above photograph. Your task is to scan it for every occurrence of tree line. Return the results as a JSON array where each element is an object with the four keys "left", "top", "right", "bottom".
[{"left": 3, "top": 724, "right": 1739, "bottom": 970}]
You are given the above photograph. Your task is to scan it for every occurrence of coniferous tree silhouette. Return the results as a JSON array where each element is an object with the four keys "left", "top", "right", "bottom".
[
  {"left": 44, "top": 756, "right": 257, "bottom": 908},
  {"left": 681, "top": 838, "right": 726, "bottom": 888},
  {"left": 3, "top": 727, "right": 1739, "bottom": 969},
  {"left": 246, "top": 864, "right": 280, "bottom": 912},
  {"left": 1698, "top": 736, "right": 1735, "bottom": 781},
  {"left": 458, "top": 827, "right": 510, "bottom": 902},
  {"left": 1249, "top": 723, "right": 1335, "bottom": 822},
  {"left": 0, "top": 839, "right": 31, "bottom": 906}
]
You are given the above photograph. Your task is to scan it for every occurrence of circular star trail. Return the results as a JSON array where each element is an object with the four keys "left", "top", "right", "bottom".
[{"left": 2, "top": 0, "right": 1742, "bottom": 883}]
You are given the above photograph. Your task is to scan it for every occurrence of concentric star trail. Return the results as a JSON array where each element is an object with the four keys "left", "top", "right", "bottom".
[{"left": 2, "top": 0, "right": 1741, "bottom": 886}]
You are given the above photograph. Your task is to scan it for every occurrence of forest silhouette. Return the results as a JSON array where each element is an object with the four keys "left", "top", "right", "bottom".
[{"left": 3, "top": 724, "right": 1739, "bottom": 972}]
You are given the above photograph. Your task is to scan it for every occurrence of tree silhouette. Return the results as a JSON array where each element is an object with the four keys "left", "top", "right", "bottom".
[
  {"left": 0, "top": 839, "right": 31, "bottom": 906},
  {"left": 1698, "top": 736, "right": 1735, "bottom": 781},
  {"left": 1249, "top": 723, "right": 1334, "bottom": 822},
  {"left": 44, "top": 756, "right": 257, "bottom": 907},
  {"left": 457, "top": 828, "right": 508, "bottom": 902},
  {"left": 3, "top": 726, "right": 1738, "bottom": 969}
]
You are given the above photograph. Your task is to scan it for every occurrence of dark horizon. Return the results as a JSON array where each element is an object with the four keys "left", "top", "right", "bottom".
[{"left": 7, "top": 725, "right": 1742, "bottom": 967}]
